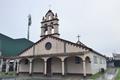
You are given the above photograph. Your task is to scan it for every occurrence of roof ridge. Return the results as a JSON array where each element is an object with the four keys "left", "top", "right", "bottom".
[
  {"left": 15, "top": 38, "right": 26, "bottom": 40},
  {"left": 14, "top": 38, "right": 33, "bottom": 43},
  {"left": 0, "top": 33, "right": 13, "bottom": 40},
  {"left": 18, "top": 35, "right": 106, "bottom": 58}
]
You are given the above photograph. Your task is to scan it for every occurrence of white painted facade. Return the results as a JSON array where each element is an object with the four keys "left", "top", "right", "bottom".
[
  {"left": 16, "top": 10, "right": 107, "bottom": 77},
  {"left": 17, "top": 36, "right": 106, "bottom": 76}
]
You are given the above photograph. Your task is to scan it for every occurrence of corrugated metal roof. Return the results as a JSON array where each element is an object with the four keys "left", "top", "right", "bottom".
[{"left": 0, "top": 33, "right": 34, "bottom": 57}]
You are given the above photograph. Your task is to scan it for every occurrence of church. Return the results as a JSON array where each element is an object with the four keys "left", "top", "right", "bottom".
[{"left": 16, "top": 10, "right": 106, "bottom": 77}]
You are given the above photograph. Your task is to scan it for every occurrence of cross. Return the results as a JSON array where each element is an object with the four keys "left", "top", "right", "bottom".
[{"left": 77, "top": 34, "right": 80, "bottom": 41}]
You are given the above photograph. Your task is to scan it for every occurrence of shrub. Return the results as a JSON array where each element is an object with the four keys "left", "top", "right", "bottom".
[{"left": 100, "top": 68, "right": 105, "bottom": 73}]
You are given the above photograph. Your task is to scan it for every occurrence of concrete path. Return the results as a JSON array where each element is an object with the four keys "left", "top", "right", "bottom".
[{"left": 96, "top": 68, "right": 117, "bottom": 80}]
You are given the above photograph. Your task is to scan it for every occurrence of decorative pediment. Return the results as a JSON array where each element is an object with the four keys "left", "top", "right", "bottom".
[{"left": 19, "top": 35, "right": 90, "bottom": 57}]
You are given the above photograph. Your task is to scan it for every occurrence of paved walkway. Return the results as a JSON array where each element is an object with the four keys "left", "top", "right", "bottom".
[
  {"left": 0, "top": 75, "right": 84, "bottom": 80},
  {"left": 96, "top": 68, "right": 117, "bottom": 80}
]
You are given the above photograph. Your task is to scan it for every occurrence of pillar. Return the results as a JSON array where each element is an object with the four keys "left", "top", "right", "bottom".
[
  {"left": 29, "top": 59, "right": 33, "bottom": 75},
  {"left": 16, "top": 59, "right": 20, "bottom": 74},
  {"left": 41, "top": 27, "right": 45, "bottom": 36},
  {"left": 44, "top": 59, "right": 47, "bottom": 75},
  {"left": 0, "top": 59, "right": 3, "bottom": 72},
  {"left": 44, "top": 61, "right": 47, "bottom": 75},
  {"left": 47, "top": 26, "right": 52, "bottom": 34},
  {"left": 54, "top": 24, "right": 59, "bottom": 34},
  {"left": 5, "top": 60, "right": 9, "bottom": 73},
  {"left": 60, "top": 57, "right": 66, "bottom": 76},
  {"left": 13, "top": 60, "right": 16, "bottom": 72},
  {"left": 42, "top": 57, "right": 48, "bottom": 75},
  {"left": 61, "top": 60, "right": 65, "bottom": 75},
  {"left": 83, "top": 60, "right": 86, "bottom": 77}
]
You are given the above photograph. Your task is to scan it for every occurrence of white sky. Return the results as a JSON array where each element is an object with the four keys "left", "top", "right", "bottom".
[{"left": 0, "top": 0, "right": 120, "bottom": 56}]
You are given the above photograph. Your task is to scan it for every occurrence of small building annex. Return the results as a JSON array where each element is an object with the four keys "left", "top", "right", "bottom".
[
  {"left": 16, "top": 10, "right": 107, "bottom": 77},
  {"left": 113, "top": 53, "right": 120, "bottom": 67},
  {"left": 0, "top": 33, "right": 33, "bottom": 72}
]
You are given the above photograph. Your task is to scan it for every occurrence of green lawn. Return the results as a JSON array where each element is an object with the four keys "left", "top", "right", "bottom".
[
  {"left": 90, "top": 68, "right": 109, "bottom": 80},
  {"left": 115, "top": 68, "right": 120, "bottom": 80},
  {"left": 0, "top": 72, "right": 16, "bottom": 78},
  {"left": 90, "top": 72, "right": 103, "bottom": 80}
]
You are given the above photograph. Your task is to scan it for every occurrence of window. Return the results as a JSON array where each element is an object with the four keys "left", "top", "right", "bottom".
[
  {"left": 75, "top": 57, "right": 81, "bottom": 64},
  {"left": 45, "top": 42, "right": 52, "bottom": 50},
  {"left": 52, "top": 28, "right": 54, "bottom": 34},
  {"left": 100, "top": 58, "right": 102, "bottom": 64},
  {"left": 45, "top": 31, "right": 48, "bottom": 35},
  {"left": 94, "top": 56, "right": 97, "bottom": 64},
  {"left": 24, "top": 59, "right": 29, "bottom": 65},
  {"left": 103, "top": 59, "right": 106, "bottom": 64},
  {"left": 48, "top": 15, "right": 52, "bottom": 20}
]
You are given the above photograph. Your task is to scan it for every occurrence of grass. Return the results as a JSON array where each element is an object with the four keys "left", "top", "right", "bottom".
[
  {"left": 115, "top": 68, "right": 120, "bottom": 80},
  {"left": 90, "top": 68, "right": 109, "bottom": 80},
  {"left": 0, "top": 71, "right": 16, "bottom": 78},
  {"left": 90, "top": 71, "right": 103, "bottom": 80}
]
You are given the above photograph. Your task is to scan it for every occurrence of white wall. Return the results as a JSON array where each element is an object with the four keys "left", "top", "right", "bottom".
[
  {"left": 51, "top": 58, "right": 62, "bottom": 73},
  {"left": 65, "top": 57, "right": 83, "bottom": 74},
  {"left": 66, "top": 44, "right": 86, "bottom": 53},
  {"left": 86, "top": 61, "right": 91, "bottom": 74},
  {"left": 19, "top": 47, "right": 33, "bottom": 57},
  {"left": 35, "top": 37, "right": 64, "bottom": 55},
  {"left": 18, "top": 36, "right": 107, "bottom": 75},
  {"left": 19, "top": 61, "right": 29, "bottom": 72},
  {"left": 83, "top": 52, "right": 92, "bottom": 74},
  {"left": 32, "top": 59, "right": 44, "bottom": 73},
  {"left": 19, "top": 37, "right": 87, "bottom": 57},
  {"left": 91, "top": 52, "right": 106, "bottom": 74}
]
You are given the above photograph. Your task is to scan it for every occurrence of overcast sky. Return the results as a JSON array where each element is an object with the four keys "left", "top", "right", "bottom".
[{"left": 0, "top": 0, "right": 120, "bottom": 56}]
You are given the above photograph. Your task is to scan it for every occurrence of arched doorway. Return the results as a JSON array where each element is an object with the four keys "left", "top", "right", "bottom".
[
  {"left": 19, "top": 58, "right": 29, "bottom": 73},
  {"left": 65, "top": 56, "right": 83, "bottom": 74},
  {"left": 47, "top": 57, "right": 61, "bottom": 76},
  {"left": 32, "top": 58, "right": 44, "bottom": 74},
  {"left": 85, "top": 56, "right": 91, "bottom": 74},
  {"left": 9, "top": 59, "right": 16, "bottom": 72}
]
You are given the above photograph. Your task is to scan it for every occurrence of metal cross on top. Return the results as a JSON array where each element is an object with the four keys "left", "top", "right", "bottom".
[{"left": 77, "top": 34, "right": 80, "bottom": 41}]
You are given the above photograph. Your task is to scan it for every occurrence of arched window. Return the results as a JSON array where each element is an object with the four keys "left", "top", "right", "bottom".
[
  {"left": 52, "top": 28, "right": 54, "bottom": 34},
  {"left": 48, "top": 15, "right": 52, "bottom": 20},
  {"left": 45, "top": 31, "right": 48, "bottom": 35},
  {"left": 75, "top": 56, "right": 81, "bottom": 64}
]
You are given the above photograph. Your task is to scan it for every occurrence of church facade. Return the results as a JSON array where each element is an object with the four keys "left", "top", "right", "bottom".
[{"left": 16, "top": 10, "right": 106, "bottom": 77}]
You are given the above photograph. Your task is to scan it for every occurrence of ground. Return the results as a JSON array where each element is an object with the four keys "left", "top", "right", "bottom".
[
  {"left": 115, "top": 68, "right": 120, "bottom": 80},
  {"left": 0, "top": 68, "right": 119, "bottom": 80}
]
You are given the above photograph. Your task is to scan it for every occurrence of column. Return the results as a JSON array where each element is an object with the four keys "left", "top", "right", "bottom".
[
  {"left": 60, "top": 57, "right": 66, "bottom": 76},
  {"left": 13, "top": 60, "right": 16, "bottom": 72},
  {"left": 42, "top": 57, "right": 49, "bottom": 75},
  {"left": 5, "top": 60, "right": 9, "bottom": 73},
  {"left": 83, "top": 60, "right": 86, "bottom": 77},
  {"left": 16, "top": 59, "right": 20, "bottom": 74},
  {"left": 47, "top": 26, "right": 52, "bottom": 34},
  {"left": 29, "top": 59, "right": 33, "bottom": 75},
  {"left": 0, "top": 59, "right": 3, "bottom": 72},
  {"left": 54, "top": 24, "right": 59, "bottom": 34},
  {"left": 61, "top": 60, "right": 65, "bottom": 75},
  {"left": 41, "top": 27, "right": 45, "bottom": 36},
  {"left": 42, "top": 58, "right": 48, "bottom": 75},
  {"left": 44, "top": 60, "right": 47, "bottom": 75}
]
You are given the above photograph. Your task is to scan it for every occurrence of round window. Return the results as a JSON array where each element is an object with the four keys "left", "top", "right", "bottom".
[{"left": 45, "top": 42, "right": 52, "bottom": 50}]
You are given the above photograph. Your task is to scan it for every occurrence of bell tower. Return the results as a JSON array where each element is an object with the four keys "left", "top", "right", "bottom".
[{"left": 40, "top": 10, "right": 60, "bottom": 38}]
